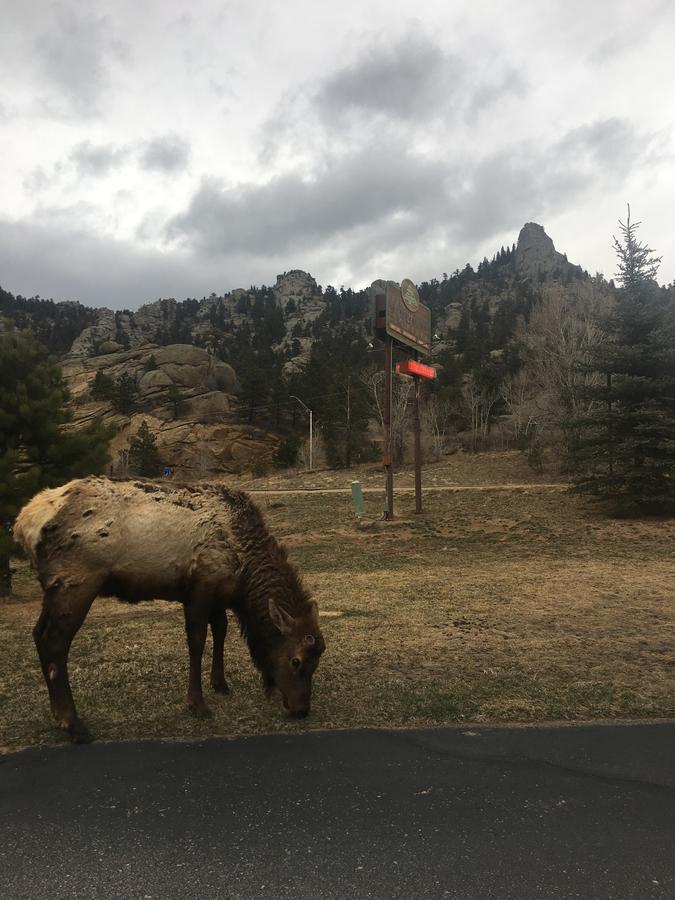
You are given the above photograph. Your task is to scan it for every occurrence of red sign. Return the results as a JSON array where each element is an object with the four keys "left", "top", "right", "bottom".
[{"left": 395, "top": 359, "right": 437, "bottom": 380}]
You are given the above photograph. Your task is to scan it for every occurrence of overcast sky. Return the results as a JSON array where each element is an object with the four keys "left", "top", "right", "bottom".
[{"left": 1, "top": 0, "right": 673, "bottom": 309}]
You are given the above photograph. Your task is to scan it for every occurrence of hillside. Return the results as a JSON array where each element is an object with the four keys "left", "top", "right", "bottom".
[{"left": 0, "top": 223, "right": 641, "bottom": 476}]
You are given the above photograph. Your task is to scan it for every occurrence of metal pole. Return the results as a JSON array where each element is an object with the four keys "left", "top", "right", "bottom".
[
  {"left": 383, "top": 334, "right": 394, "bottom": 519},
  {"left": 413, "top": 372, "right": 422, "bottom": 514},
  {"left": 345, "top": 375, "right": 351, "bottom": 469},
  {"left": 309, "top": 409, "right": 313, "bottom": 471}
]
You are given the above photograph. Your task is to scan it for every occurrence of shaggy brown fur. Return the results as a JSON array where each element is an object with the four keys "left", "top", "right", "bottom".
[{"left": 14, "top": 477, "right": 325, "bottom": 743}]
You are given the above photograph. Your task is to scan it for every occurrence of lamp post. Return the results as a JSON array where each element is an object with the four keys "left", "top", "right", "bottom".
[{"left": 290, "top": 395, "right": 313, "bottom": 470}]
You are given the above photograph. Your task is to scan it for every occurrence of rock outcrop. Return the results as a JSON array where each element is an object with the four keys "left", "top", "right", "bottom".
[
  {"left": 273, "top": 270, "right": 319, "bottom": 309},
  {"left": 514, "top": 223, "right": 578, "bottom": 280},
  {"left": 69, "top": 308, "right": 117, "bottom": 357},
  {"left": 110, "top": 416, "right": 277, "bottom": 478},
  {"left": 63, "top": 343, "right": 236, "bottom": 402},
  {"left": 61, "top": 343, "right": 276, "bottom": 477}
]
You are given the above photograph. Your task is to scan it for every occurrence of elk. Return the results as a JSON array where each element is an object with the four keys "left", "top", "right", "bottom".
[{"left": 14, "top": 477, "right": 325, "bottom": 743}]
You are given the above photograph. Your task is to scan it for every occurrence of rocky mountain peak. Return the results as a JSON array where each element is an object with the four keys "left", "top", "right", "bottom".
[
  {"left": 273, "top": 270, "right": 319, "bottom": 308},
  {"left": 515, "top": 222, "right": 574, "bottom": 279}
]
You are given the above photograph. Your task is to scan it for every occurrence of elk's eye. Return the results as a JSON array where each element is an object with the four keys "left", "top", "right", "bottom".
[{"left": 291, "top": 657, "right": 301, "bottom": 671}]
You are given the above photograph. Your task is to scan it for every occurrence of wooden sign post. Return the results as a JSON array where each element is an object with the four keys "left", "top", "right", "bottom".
[
  {"left": 373, "top": 279, "right": 434, "bottom": 518},
  {"left": 395, "top": 358, "right": 436, "bottom": 512}
]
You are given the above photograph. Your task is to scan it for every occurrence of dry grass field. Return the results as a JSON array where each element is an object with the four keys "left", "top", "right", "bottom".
[{"left": 1, "top": 452, "right": 673, "bottom": 752}]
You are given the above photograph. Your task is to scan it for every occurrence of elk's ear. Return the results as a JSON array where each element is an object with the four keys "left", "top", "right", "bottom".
[
  {"left": 268, "top": 599, "right": 295, "bottom": 635},
  {"left": 307, "top": 599, "right": 319, "bottom": 623}
]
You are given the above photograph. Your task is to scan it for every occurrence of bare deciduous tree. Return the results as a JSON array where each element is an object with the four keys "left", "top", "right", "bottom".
[
  {"left": 462, "top": 373, "right": 501, "bottom": 451},
  {"left": 420, "top": 393, "right": 455, "bottom": 459},
  {"left": 360, "top": 365, "right": 413, "bottom": 463},
  {"left": 115, "top": 447, "right": 130, "bottom": 477},
  {"left": 500, "top": 370, "right": 537, "bottom": 442},
  {"left": 516, "top": 283, "right": 607, "bottom": 462}
]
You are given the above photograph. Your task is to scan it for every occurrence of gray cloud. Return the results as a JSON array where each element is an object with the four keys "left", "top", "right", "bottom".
[
  {"left": 70, "top": 141, "right": 129, "bottom": 177},
  {"left": 169, "top": 115, "right": 651, "bottom": 284},
  {"left": 22, "top": 136, "right": 190, "bottom": 195},
  {"left": 314, "top": 30, "right": 530, "bottom": 129},
  {"left": 168, "top": 147, "right": 449, "bottom": 257},
  {"left": 453, "top": 118, "right": 649, "bottom": 242},
  {"left": 316, "top": 32, "right": 457, "bottom": 122},
  {"left": 139, "top": 135, "right": 191, "bottom": 173},
  {"left": 34, "top": 3, "right": 127, "bottom": 117},
  {"left": 554, "top": 118, "right": 644, "bottom": 177},
  {"left": 258, "top": 30, "right": 530, "bottom": 169},
  {"left": 0, "top": 115, "right": 665, "bottom": 309},
  {"left": 0, "top": 216, "right": 222, "bottom": 308},
  {"left": 470, "top": 69, "right": 529, "bottom": 118}
]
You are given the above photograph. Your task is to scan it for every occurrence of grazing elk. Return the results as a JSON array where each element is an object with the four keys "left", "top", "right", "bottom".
[{"left": 14, "top": 478, "right": 325, "bottom": 743}]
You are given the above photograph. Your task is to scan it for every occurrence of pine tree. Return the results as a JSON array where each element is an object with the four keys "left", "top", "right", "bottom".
[
  {"left": 574, "top": 208, "right": 675, "bottom": 513},
  {"left": 166, "top": 384, "right": 185, "bottom": 419},
  {"left": 91, "top": 369, "right": 115, "bottom": 401},
  {"left": 239, "top": 365, "right": 268, "bottom": 423},
  {"left": 0, "top": 322, "right": 112, "bottom": 593},
  {"left": 127, "top": 421, "right": 161, "bottom": 477},
  {"left": 111, "top": 373, "right": 138, "bottom": 413}
]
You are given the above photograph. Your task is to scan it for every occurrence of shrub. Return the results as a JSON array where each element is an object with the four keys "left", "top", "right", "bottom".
[{"left": 252, "top": 457, "right": 269, "bottom": 478}]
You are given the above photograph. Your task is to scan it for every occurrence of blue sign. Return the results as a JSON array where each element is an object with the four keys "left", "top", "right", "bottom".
[{"left": 163, "top": 466, "right": 172, "bottom": 478}]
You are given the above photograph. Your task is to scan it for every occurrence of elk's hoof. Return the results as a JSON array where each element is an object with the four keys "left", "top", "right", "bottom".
[
  {"left": 211, "top": 679, "right": 230, "bottom": 695},
  {"left": 68, "top": 721, "right": 94, "bottom": 744},
  {"left": 188, "top": 699, "right": 213, "bottom": 719}
]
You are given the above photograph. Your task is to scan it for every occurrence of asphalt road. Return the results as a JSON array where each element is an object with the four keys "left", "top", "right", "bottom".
[{"left": 1, "top": 723, "right": 673, "bottom": 899}]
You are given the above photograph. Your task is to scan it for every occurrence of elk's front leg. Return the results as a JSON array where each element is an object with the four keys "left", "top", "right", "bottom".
[
  {"left": 209, "top": 605, "right": 230, "bottom": 695},
  {"left": 34, "top": 579, "right": 98, "bottom": 744},
  {"left": 183, "top": 601, "right": 212, "bottom": 718}
]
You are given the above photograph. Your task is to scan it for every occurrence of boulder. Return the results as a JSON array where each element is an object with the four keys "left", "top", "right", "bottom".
[
  {"left": 108, "top": 418, "right": 276, "bottom": 476},
  {"left": 211, "top": 359, "right": 237, "bottom": 393},
  {"left": 185, "top": 392, "right": 230, "bottom": 418},
  {"left": 159, "top": 363, "right": 204, "bottom": 388},
  {"left": 98, "top": 340, "right": 124, "bottom": 354},
  {"left": 139, "top": 369, "right": 173, "bottom": 394},
  {"left": 155, "top": 344, "right": 210, "bottom": 367}
]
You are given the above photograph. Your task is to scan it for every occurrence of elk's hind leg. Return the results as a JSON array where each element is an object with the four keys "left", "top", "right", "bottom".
[
  {"left": 33, "top": 578, "right": 98, "bottom": 744},
  {"left": 209, "top": 605, "right": 230, "bottom": 695}
]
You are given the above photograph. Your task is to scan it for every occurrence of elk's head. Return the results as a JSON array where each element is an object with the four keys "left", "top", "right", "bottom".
[{"left": 267, "top": 598, "right": 325, "bottom": 718}]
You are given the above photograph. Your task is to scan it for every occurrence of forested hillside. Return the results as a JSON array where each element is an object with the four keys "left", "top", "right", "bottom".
[
  {"left": 0, "top": 286, "right": 96, "bottom": 354},
  {"left": 2, "top": 221, "right": 673, "bottom": 481}
]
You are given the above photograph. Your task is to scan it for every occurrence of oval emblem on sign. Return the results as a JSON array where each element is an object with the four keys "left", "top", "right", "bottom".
[{"left": 400, "top": 278, "right": 420, "bottom": 313}]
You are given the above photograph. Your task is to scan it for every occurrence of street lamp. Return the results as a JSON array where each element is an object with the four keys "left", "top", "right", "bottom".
[{"left": 290, "top": 395, "right": 313, "bottom": 470}]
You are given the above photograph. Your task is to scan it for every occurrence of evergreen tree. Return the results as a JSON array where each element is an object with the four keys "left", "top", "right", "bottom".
[
  {"left": 0, "top": 323, "right": 111, "bottom": 593},
  {"left": 239, "top": 364, "right": 268, "bottom": 423},
  {"left": 166, "top": 384, "right": 185, "bottom": 419},
  {"left": 289, "top": 325, "right": 373, "bottom": 467},
  {"left": 128, "top": 420, "right": 161, "bottom": 477},
  {"left": 91, "top": 369, "right": 116, "bottom": 401},
  {"left": 111, "top": 373, "right": 138, "bottom": 413},
  {"left": 574, "top": 209, "right": 675, "bottom": 513},
  {"left": 273, "top": 433, "right": 301, "bottom": 468}
]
